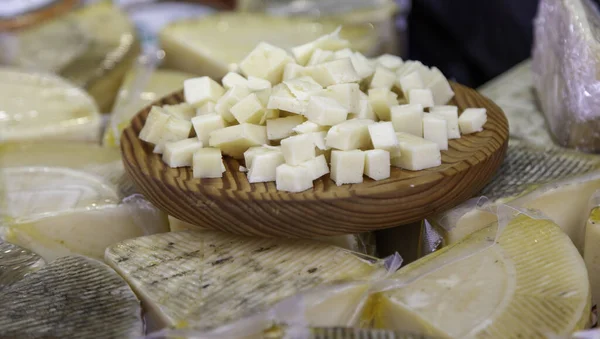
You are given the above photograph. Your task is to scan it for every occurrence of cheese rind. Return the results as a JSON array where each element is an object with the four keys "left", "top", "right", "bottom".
[{"left": 330, "top": 150, "right": 365, "bottom": 186}]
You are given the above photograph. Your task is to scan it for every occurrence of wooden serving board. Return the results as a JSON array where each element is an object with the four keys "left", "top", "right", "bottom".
[{"left": 121, "top": 82, "right": 509, "bottom": 237}]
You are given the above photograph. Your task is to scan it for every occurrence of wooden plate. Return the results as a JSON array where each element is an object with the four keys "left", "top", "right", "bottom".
[{"left": 121, "top": 83, "right": 509, "bottom": 237}]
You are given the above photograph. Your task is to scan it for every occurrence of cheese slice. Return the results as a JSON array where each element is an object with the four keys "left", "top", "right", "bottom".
[
  {"left": 371, "top": 214, "right": 591, "bottom": 338},
  {"left": 159, "top": 13, "right": 377, "bottom": 80},
  {"left": 105, "top": 230, "right": 384, "bottom": 331},
  {"left": 0, "top": 67, "right": 101, "bottom": 143}
]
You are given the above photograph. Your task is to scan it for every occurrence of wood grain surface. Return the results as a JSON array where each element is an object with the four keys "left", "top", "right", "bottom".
[{"left": 121, "top": 82, "right": 509, "bottom": 237}]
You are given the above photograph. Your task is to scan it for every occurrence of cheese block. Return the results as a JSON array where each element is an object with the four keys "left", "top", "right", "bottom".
[
  {"left": 0, "top": 67, "right": 101, "bottom": 143},
  {"left": 159, "top": 13, "right": 377, "bottom": 80},
  {"left": 105, "top": 230, "right": 384, "bottom": 330},
  {"left": 584, "top": 203, "right": 600, "bottom": 308},
  {"left": 371, "top": 214, "right": 591, "bottom": 338},
  {"left": 0, "top": 242, "right": 45, "bottom": 289},
  {"left": 0, "top": 256, "right": 143, "bottom": 338},
  {"left": 3, "top": 1, "right": 140, "bottom": 112}
]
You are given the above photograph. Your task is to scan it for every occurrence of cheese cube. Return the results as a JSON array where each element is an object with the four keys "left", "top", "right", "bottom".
[
  {"left": 307, "top": 49, "right": 335, "bottom": 66},
  {"left": 230, "top": 93, "right": 265, "bottom": 124},
  {"left": 163, "top": 103, "right": 195, "bottom": 121},
  {"left": 459, "top": 108, "right": 487, "bottom": 134},
  {"left": 156, "top": 117, "right": 192, "bottom": 149},
  {"left": 350, "top": 52, "right": 375, "bottom": 79},
  {"left": 192, "top": 148, "right": 224, "bottom": 178},
  {"left": 244, "top": 145, "right": 280, "bottom": 169},
  {"left": 184, "top": 77, "right": 225, "bottom": 107},
  {"left": 408, "top": 89, "right": 435, "bottom": 108},
  {"left": 266, "top": 115, "right": 304, "bottom": 140},
  {"left": 163, "top": 138, "right": 203, "bottom": 168},
  {"left": 375, "top": 54, "right": 403, "bottom": 70},
  {"left": 430, "top": 105, "right": 460, "bottom": 139},
  {"left": 247, "top": 151, "right": 285, "bottom": 183},
  {"left": 368, "top": 122, "right": 398, "bottom": 150},
  {"left": 370, "top": 67, "right": 397, "bottom": 90},
  {"left": 282, "top": 63, "right": 305, "bottom": 81},
  {"left": 239, "top": 42, "right": 293, "bottom": 84},
  {"left": 426, "top": 67, "right": 455, "bottom": 105},
  {"left": 267, "top": 86, "right": 307, "bottom": 115},
  {"left": 392, "top": 132, "right": 441, "bottom": 170},
  {"left": 423, "top": 114, "right": 448, "bottom": 150},
  {"left": 292, "top": 27, "right": 349, "bottom": 65},
  {"left": 208, "top": 123, "right": 267, "bottom": 158},
  {"left": 364, "top": 149, "right": 391, "bottom": 181},
  {"left": 310, "top": 131, "right": 328, "bottom": 151},
  {"left": 247, "top": 76, "right": 272, "bottom": 91},
  {"left": 304, "top": 59, "right": 361, "bottom": 87},
  {"left": 305, "top": 96, "right": 349, "bottom": 126},
  {"left": 292, "top": 121, "right": 328, "bottom": 134},
  {"left": 391, "top": 104, "right": 424, "bottom": 137},
  {"left": 349, "top": 93, "right": 377, "bottom": 121},
  {"left": 322, "top": 83, "right": 360, "bottom": 114},
  {"left": 222, "top": 72, "right": 248, "bottom": 89},
  {"left": 330, "top": 150, "right": 365, "bottom": 186},
  {"left": 196, "top": 102, "right": 216, "bottom": 116},
  {"left": 139, "top": 106, "right": 170, "bottom": 144},
  {"left": 326, "top": 119, "right": 374, "bottom": 151},
  {"left": 280, "top": 134, "right": 316, "bottom": 165},
  {"left": 397, "top": 71, "right": 425, "bottom": 97},
  {"left": 300, "top": 154, "right": 329, "bottom": 180},
  {"left": 397, "top": 61, "right": 429, "bottom": 80},
  {"left": 333, "top": 48, "right": 353, "bottom": 59},
  {"left": 275, "top": 164, "right": 313, "bottom": 193},
  {"left": 215, "top": 85, "right": 251, "bottom": 123},
  {"left": 368, "top": 88, "right": 398, "bottom": 121},
  {"left": 283, "top": 77, "right": 323, "bottom": 101},
  {"left": 191, "top": 113, "right": 226, "bottom": 145}
]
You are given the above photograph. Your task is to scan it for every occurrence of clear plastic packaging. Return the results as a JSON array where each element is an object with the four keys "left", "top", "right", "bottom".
[
  {"left": 0, "top": 241, "right": 45, "bottom": 288},
  {"left": 532, "top": 0, "right": 600, "bottom": 152}
]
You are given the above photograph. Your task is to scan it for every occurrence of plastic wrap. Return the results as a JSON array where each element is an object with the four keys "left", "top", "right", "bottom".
[
  {"left": 0, "top": 141, "right": 169, "bottom": 262},
  {"left": 0, "top": 241, "right": 45, "bottom": 289},
  {"left": 532, "top": 0, "right": 600, "bottom": 152}
]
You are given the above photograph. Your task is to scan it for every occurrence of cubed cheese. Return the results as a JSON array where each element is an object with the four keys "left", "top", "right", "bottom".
[
  {"left": 375, "top": 54, "right": 403, "bottom": 70},
  {"left": 163, "top": 103, "right": 195, "bottom": 121},
  {"left": 283, "top": 77, "right": 323, "bottom": 101},
  {"left": 163, "top": 138, "right": 203, "bottom": 168},
  {"left": 310, "top": 131, "right": 328, "bottom": 151},
  {"left": 244, "top": 145, "right": 280, "bottom": 169},
  {"left": 275, "top": 164, "right": 313, "bottom": 193},
  {"left": 299, "top": 154, "right": 329, "bottom": 180},
  {"left": 391, "top": 104, "right": 424, "bottom": 137},
  {"left": 292, "top": 121, "right": 328, "bottom": 134},
  {"left": 368, "top": 88, "right": 398, "bottom": 121},
  {"left": 370, "top": 67, "right": 396, "bottom": 90},
  {"left": 239, "top": 42, "right": 293, "bottom": 84},
  {"left": 222, "top": 72, "right": 248, "bottom": 89},
  {"left": 397, "top": 61, "right": 429, "bottom": 80},
  {"left": 282, "top": 63, "right": 305, "bottom": 81},
  {"left": 322, "top": 83, "right": 360, "bottom": 114},
  {"left": 397, "top": 71, "right": 424, "bottom": 97},
  {"left": 368, "top": 122, "right": 398, "bottom": 150},
  {"left": 230, "top": 93, "right": 265, "bottom": 124},
  {"left": 333, "top": 48, "right": 354, "bottom": 59},
  {"left": 392, "top": 132, "right": 441, "bottom": 170},
  {"left": 184, "top": 77, "right": 225, "bottom": 107},
  {"left": 156, "top": 117, "right": 192, "bottom": 148},
  {"left": 267, "top": 86, "right": 307, "bottom": 115},
  {"left": 305, "top": 96, "right": 349, "bottom": 126},
  {"left": 215, "top": 86, "right": 252, "bottom": 123},
  {"left": 192, "top": 148, "right": 224, "bottom": 178},
  {"left": 408, "top": 89, "right": 435, "bottom": 108},
  {"left": 304, "top": 59, "right": 361, "bottom": 87},
  {"left": 364, "top": 149, "right": 391, "bottom": 181},
  {"left": 430, "top": 105, "right": 460, "bottom": 139},
  {"left": 247, "top": 76, "right": 272, "bottom": 92},
  {"left": 330, "top": 150, "right": 365, "bottom": 186},
  {"left": 191, "top": 113, "right": 226, "bottom": 145},
  {"left": 208, "top": 123, "right": 267, "bottom": 158},
  {"left": 139, "top": 106, "right": 169, "bottom": 144},
  {"left": 423, "top": 114, "right": 448, "bottom": 150},
  {"left": 326, "top": 119, "right": 374, "bottom": 151},
  {"left": 349, "top": 93, "right": 377, "bottom": 121},
  {"left": 348, "top": 52, "right": 375, "bottom": 79},
  {"left": 426, "top": 67, "right": 455, "bottom": 105},
  {"left": 458, "top": 108, "right": 487, "bottom": 134},
  {"left": 266, "top": 115, "right": 305, "bottom": 140},
  {"left": 196, "top": 102, "right": 216, "bottom": 116},
  {"left": 291, "top": 27, "right": 349, "bottom": 65},
  {"left": 307, "top": 49, "right": 335, "bottom": 66},
  {"left": 280, "top": 134, "right": 316, "bottom": 165},
  {"left": 247, "top": 151, "right": 285, "bottom": 183}
]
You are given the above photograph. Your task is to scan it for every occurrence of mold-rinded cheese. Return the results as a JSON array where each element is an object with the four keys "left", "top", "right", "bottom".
[
  {"left": 2, "top": 1, "right": 140, "bottom": 112},
  {"left": 208, "top": 124, "right": 267, "bottom": 158},
  {"left": 391, "top": 104, "right": 424, "bottom": 137},
  {"left": 159, "top": 13, "right": 377, "bottom": 80},
  {"left": 0, "top": 67, "right": 101, "bottom": 143},
  {"left": 371, "top": 214, "right": 591, "bottom": 338},
  {"left": 104, "top": 230, "right": 383, "bottom": 331}
]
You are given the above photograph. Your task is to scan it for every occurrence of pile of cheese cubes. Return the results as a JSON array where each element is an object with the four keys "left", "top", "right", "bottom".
[{"left": 139, "top": 28, "right": 487, "bottom": 193}]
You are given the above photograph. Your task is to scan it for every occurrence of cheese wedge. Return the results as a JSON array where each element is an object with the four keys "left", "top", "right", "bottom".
[
  {"left": 371, "top": 214, "right": 591, "bottom": 338},
  {"left": 105, "top": 231, "right": 383, "bottom": 330}
]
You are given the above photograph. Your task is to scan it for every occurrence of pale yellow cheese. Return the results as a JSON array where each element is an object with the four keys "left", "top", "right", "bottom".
[
  {"left": 208, "top": 124, "right": 267, "bottom": 158},
  {"left": 368, "top": 88, "right": 398, "bottom": 121},
  {"left": 459, "top": 108, "right": 487, "bottom": 134},
  {"left": 266, "top": 115, "right": 305, "bottom": 140},
  {"left": 193, "top": 148, "right": 224, "bottom": 178},
  {"left": 330, "top": 150, "right": 365, "bottom": 186},
  {"left": 391, "top": 104, "right": 424, "bottom": 137},
  {"left": 392, "top": 133, "right": 441, "bottom": 171},
  {"left": 162, "top": 138, "right": 203, "bottom": 168},
  {"left": 281, "top": 134, "right": 317, "bottom": 166},
  {"left": 364, "top": 150, "right": 391, "bottom": 181},
  {"left": 325, "top": 119, "right": 373, "bottom": 151},
  {"left": 191, "top": 113, "right": 226, "bottom": 145},
  {"left": 276, "top": 164, "right": 313, "bottom": 192},
  {"left": 422, "top": 114, "right": 448, "bottom": 151},
  {"left": 368, "top": 122, "right": 398, "bottom": 150}
]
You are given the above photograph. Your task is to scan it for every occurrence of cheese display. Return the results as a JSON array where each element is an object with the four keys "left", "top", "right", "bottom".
[
  {"left": 138, "top": 29, "right": 488, "bottom": 192},
  {"left": 0, "top": 142, "right": 169, "bottom": 262},
  {"left": 1, "top": 1, "right": 139, "bottom": 112},
  {"left": 0, "top": 67, "right": 101, "bottom": 143},
  {"left": 105, "top": 230, "right": 384, "bottom": 331},
  {"left": 0, "top": 256, "right": 143, "bottom": 338},
  {"left": 0, "top": 242, "right": 45, "bottom": 289},
  {"left": 370, "top": 213, "right": 591, "bottom": 338}
]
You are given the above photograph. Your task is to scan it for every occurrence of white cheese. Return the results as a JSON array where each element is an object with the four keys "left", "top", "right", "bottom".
[
  {"left": 215, "top": 85, "right": 252, "bottom": 123},
  {"left": 276, "top": 164, "right": 313, "bottom": 192},
  {"left": 244, "top": 145, "right": 281, "bottom": 169},
  {"left": 321, "top": 83, "right": 361, "bottom": 114},
  {"left": 247, "top": 76, "right": 272, "bottom": 92},
  {"left": 184, "top": 77, "right": 225, "bottom": 107},
  {"left": 423, "top": 114, "right": 448, "bottom": 151},
  {"left": 162, "top": 138, "right": 203, "bottom": 168},
  {"left": 292, "top": 121, "right": 328, "bottom": 134},
  {"left": 239, "top": 42, "right": 293, "bottom": 84},
  {"left": 292, "top": 27, "right": 350, "bottom": 65},
  {"left": 375, "top": 54, "right": 404, "bottom": 70},
  {"left": 368, "top": 88, "right": 398, "bottom": 121},
  {"left": 307, "top": 49, "right": 335, "bottom": 66},
  {"left": 425, "top": 67, "right": 455, "bottom": 105},
  {"left": 304, "top": 59, "right": 361, "bottom": 87},
  {"left": 299, "top": 155, "right": 330, "bottom": 181},
  {"left": 458, "top": 108, "right": 487, "bottom": 134},
  {"left": 222, "top": 72, "right": 248, "bottom": 89},
  {"left": 139, "top": 106, "right": 170, "bottom": 144},
  {"left": 350, "top": 94, "right": 377, "bottom": 121},
  {"left": 156, "top": 117, "right": 193, "bottom": 151},
  {"left": 247, "top": 151, "right": 285, "bottom": 183},
  {"left": 163, "top": 103, "right": 195, "bottom": 121},
  {"left": 364, "top": 149, "right": 391, "bottom": 181},
  {"left": 430, "top": 105, "right": 460, "bottom": 139},
  {"left": 208, "top": 124, "right": 267, "bottom": 158},
  {"left": 196, "top": 102, "right": 217, "bottom": 116},
  {"left": 193, "top": 148, "right": 224, "bottom": 178},
  {"left": 266, "top": 115, "right": 305, "bottom": 140},
  {"left": 330, "top": 150, "right": 365, "bottom": 186},
  {"left": 397, "top": 71, "right": 425, "bottom": 97},
  {"left": 191, "top": 113, "right": 226, "bottom": 145},
  {"left": 392, "top": 132, "right": 441, "bottom": 170},
  {"left": 368, "top": 122, "right": 399, "bottom": 150},
  {"left": 230, "top": 93, "right": 266, "bottom": 124},
  {"left": 305, "top": 96, "right": 349, "bottom": 126},
  {"left": 280, "top": 134, "right": 317, "bottom": 166},
  {"left": 326, "top": 119, "right": 374, "bottom": 151},
  {"left": 370, "top": 67, "right": 397, "bottom": 90},
  {"left": 408, "top": 89, "right": 435, "bottom": 108},
  {"left": 391, "top": 104, "right": 424, "bottom": 137},
  {"left": 267, "top": 86, "right": 307, "bottom": 115},
  {"left": 282, "top": 63, "right": 305, "bottom": 81},
  {"left": 283, "top": 77, "right": 323, "bottom": 101}
]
